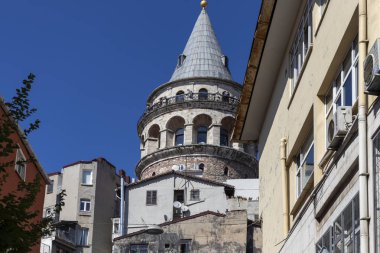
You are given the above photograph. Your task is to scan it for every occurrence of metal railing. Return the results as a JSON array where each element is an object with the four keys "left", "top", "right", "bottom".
[{"left": 137, "top": 92, "right": 239, "bottom": 128}]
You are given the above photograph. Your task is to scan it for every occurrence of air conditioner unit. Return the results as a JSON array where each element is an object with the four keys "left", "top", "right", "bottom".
[
  {"left": 365, "top": 38, "right": 380, "bottom": 94},
  {"left": 327, "top": 106, "right": 353, "bottom": 150}
]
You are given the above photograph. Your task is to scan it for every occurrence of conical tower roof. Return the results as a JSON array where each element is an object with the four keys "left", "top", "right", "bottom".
[{"left": 170, "top": 9, "right": 232, "bottom": 82}]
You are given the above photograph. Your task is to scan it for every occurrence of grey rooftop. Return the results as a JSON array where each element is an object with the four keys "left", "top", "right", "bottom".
[{"left": 169, "top": 9, "right": 233, "bottom": 82}]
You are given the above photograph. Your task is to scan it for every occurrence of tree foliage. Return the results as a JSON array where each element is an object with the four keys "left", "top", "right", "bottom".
[{"left": 0, "top": 74, "right": 65, "bottom": 253}]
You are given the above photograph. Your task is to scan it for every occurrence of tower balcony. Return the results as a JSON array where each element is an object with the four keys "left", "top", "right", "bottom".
[
  {"left": 135, "top": 144, "right": 258, "bottom": 182},
  {"left": 137, "top": 92, "right": 239, "bottom": 134}
]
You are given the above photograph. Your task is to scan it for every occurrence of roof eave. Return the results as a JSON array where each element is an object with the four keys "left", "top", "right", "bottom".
[{"left": 232, "top": 0, "right": 277, "bottom": 142}]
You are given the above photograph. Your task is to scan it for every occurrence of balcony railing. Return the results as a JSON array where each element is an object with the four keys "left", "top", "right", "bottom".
[
  {"left": 55, "top": 227, "right": 76, "bottom": 246},
  {"left": 137, "top": 92, "right": 240, "bottom": 132}
]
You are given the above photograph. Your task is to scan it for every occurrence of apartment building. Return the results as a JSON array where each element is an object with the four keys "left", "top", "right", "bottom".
[
  {"left": 233, "top": 0, "right": 380, "bottom": 252},
  {"left": 41, "top": 157, "right": 120, "bottom": 253},
  {"left": 0, "top": 98, "right": 50, "bottom": 253}
]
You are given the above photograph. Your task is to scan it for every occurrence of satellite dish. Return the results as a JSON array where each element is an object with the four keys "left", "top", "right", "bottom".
[
  {"left": 172, "top": 165, "right": 179, "bottom": 171},
  {"left": 173, "top": 201, "right": 182, "bottom": 209},
  {"left": 181, "top": 205, "right": 189, "bottom": 212}
]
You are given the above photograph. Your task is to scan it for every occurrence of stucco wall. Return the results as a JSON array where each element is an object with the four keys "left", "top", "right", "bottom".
[
  {"left": 250, "top": 0, "right": 360, "bottom": 252},
  {"left": 125, "top": 174, "right": 231, "bottom": 234}
]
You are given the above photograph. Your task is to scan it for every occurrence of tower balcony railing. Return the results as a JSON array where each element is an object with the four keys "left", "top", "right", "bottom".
[{"left": 137, "top": 92, "right": 240, "bottom": 133}]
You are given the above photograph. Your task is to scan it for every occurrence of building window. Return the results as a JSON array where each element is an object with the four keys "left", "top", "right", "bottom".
[
  {"left": 146, "top": 190, "right": 157, "bottom": 205},
  {"left": 179, "top": 240, "right": 191, "bottom": 253},
  {"left": 47, "top": 180, "right": 54, "bottom": 194},
  {"left": 296, "top": 132, "right": 314, "bottom": 197},
  {"left": 80, "top": 199, "right": 91, "bottom": 212},
  {"left": 290, "top": 0, "right": 313, "bottom": 94},
  {"left": 113, "top": 220, "right": 120, "bottom": 234},
  {"left": 325, "top": 36, "right": 358, "bottom": 148},
  {"left": 175, "top": 128, "right": 184, "bottom": 146},
  {"left": 224, "top": 167, "right": 229, "bottom": 176},
  {"left": 199, "top": 88, "right": 208, "bottom": 100},
  {"left": 190, "top": 189, "right": 200, "bottom": 201},
  {"left": 329, "top": 195, "right": 360, "bottom": 253},
  {"left": 82, "top": 170, "right": 92, "bottom": 185},
  {"left": 197, "top": 126, "right": 207, "bottom": 144},
  {"left": 220, "top": 128, "right": 229, "bottom": 146},
  {"left": 77, "top": 228, "right": 89, "bottom": 246},
  {"left": 198, "top": 163, "right": 204, "bottom": 171},
  {"left": 222, "top": 91, "right": 230, "bottom": 102},
  {"left": 374, "top": 134, "right": 380, "bottom": 252},
  {"left": 315, "top": 227, "right": 332, "bottom": 253},
  {"left": 176, "top": 90, "right": 185, "bottom": 103},
  {"left": 15, "top": 149, "right": 26, "bottom": 181},
  {"left": 130, "top": 244, "right": 148, "bottom": 253}
]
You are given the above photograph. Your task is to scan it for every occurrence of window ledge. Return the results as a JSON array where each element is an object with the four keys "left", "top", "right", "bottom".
[
  {"left": 290, "top": 173, "right": 314, "bottom": 216},
  {"left": 288, "top": 45, "right": 313, "bottom": 109},
  {"left": 79, "top": 212, "right": 91, "bottom": 216},
  {"left": 81, "top": 183, "right": 93, "bottom": 187}
]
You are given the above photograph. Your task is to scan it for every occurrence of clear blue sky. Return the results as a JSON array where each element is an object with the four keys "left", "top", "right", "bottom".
[{"left": 0, "top": 0, "right": 261, "bottom": 178}]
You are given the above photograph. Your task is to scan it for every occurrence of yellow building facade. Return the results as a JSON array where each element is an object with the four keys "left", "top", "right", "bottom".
[{"left": 234, "top": 0, "right": 380, "bottom": 252}]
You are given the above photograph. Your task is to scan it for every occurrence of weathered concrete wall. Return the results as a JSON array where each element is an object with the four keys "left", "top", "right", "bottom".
[{"left": 116, "top": 211, "right": 252, "bottom": 253}]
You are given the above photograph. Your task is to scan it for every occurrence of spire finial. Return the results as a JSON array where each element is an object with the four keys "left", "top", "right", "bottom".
[{"left": 200, "top": 0, "right": 208, "bottom": 9}]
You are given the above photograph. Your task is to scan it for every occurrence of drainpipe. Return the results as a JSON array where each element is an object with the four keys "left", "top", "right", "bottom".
[
  {"left": 280, "top": 138, "right": 289, "bottom": 235},
  {"left": 358, "top": 0, "right": 369, "bottom": 251},
  {"left": 120, "top": 172, "right": 125, "bottom": 236}
]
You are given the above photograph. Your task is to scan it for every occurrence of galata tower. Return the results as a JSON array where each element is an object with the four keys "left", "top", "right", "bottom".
[{"left": 136, "top": 1, "right": 258, "bottom": 182}]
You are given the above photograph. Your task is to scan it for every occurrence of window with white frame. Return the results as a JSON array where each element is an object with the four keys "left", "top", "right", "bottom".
[
  {"left": 179, "top": 240, "right": 192, "bottom": 253},
  {"left": 80, "top": 198, "right": 91, "bottom": 212},
  {"left": 77, "top": 228, "right": 89, "bottom": 246},
  {"left": 296, "top": 132, "right": 314, "bottom": 197},
  {"left": 146, "top": 190, "right": 157, "bottom": 205},
  {"left": 190, "top": 189, "right": 200, "bottom": 201},
  {"left": 81, "top": 169, "right": 92, "bottom": 185},
  {"left": 15, "top": 148, "right": 26, "bottom": 180},
  {"left": 325, "top": 36, "right": 358, "bottom": 148},
  {"left": 47, "top": 180, "right": 54, "bottom": 194},
  {"left": 290, "top": 0, "right": 314, "bottom": 94}
]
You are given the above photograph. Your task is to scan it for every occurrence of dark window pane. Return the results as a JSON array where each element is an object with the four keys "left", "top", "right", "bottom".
[
  {"left": 176, "top": 91, "right": 185, "bottom": 102},
  {"left": 197, "top": 126, "right": 207, "bottom": 144},
  {"left": 175, "top": 128, "right": 184, "bottom": 146},
  {"left": 220, "top": 128, "right": 229, "bottom": 146},
  {"left": 343, "top": 72, "right": 353, "bottom": 106},
  {"left": 199, "top": 89, "right": 208, "bottom": 100}
]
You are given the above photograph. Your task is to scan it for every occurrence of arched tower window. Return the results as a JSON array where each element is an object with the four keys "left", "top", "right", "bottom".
[
  {"left": 220, "top": 128, "right": 229, "bottom": 146},
  {"left": 175, "top": 128, "right": 184, "bottom": 146},
  {"left": 222, "top": 91, "right": 230, "bottom": 103},
  {"left": 166, "top": 116, "right": 185, "bottom": 147},
  {"left": 220, "top": 116, "right": 235, "bottom": 147},
  {"left": 197, "top": 126, "right": 208, "bottom": 144},
  {"left": 199, "top": 88, "right": 208, "bottom": 100},
  {"left": 176, "top": 91, "right": 185, "bottom": 102},
  {"left": 192, "top": 114, "right": 212, "bottom": 144},
  {"left": 224, "top": 167, "right": 229, "bottom": 176}
]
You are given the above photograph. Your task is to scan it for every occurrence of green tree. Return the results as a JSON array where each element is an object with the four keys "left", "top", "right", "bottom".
[{"left": 0, "top": 74, "right": 65, "bottom": 253}]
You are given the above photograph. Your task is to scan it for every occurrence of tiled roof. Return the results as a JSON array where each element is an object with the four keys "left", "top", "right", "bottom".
[
  {"left": 170, "top": 9, "right": 232, "bottom": 82},
  {"left": 126, "top": 170, "right": 235, "bottom": 189}
]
